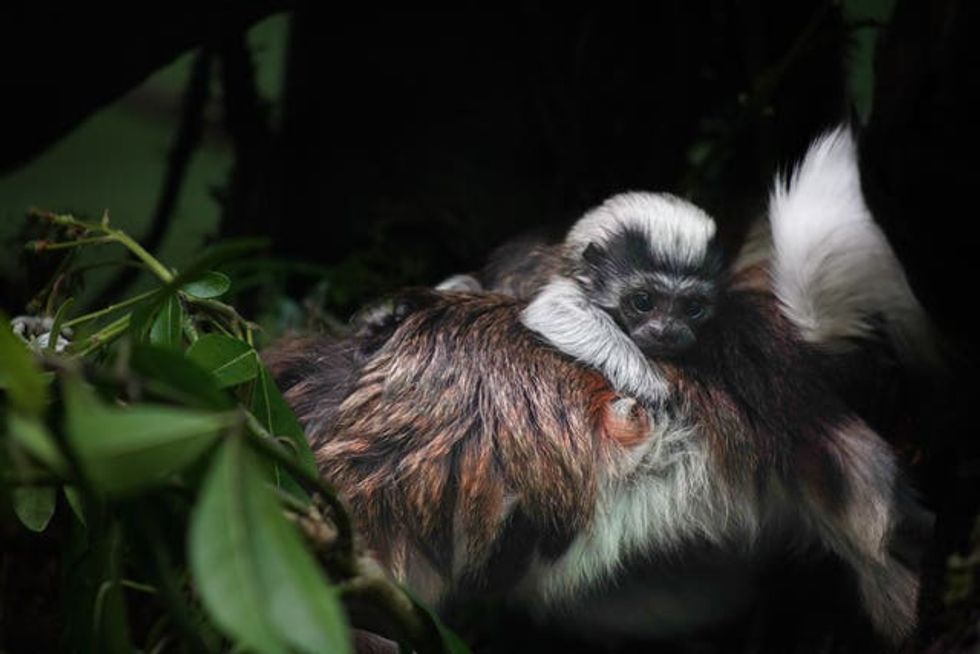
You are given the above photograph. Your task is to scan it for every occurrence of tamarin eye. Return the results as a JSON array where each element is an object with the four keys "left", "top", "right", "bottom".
[
  {"left": 628, "top": 291, "right": 654, "bottom": 312},
  {"left": 684, "top": 299, "right": 707, "bottom": 320}
]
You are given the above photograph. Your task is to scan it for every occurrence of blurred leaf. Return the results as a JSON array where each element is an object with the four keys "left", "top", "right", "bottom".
[
  {"left": 47, "top": 297, "right": 75, "bottom": 353},
  {"left": 128, "top": 290, "right": 166, "bottom": 342},
  {"left": 64, "top": 485, "right": 87, "bottom": 526},
  {"left": 12, "top": 485, "right": 57, "bottom": 532},
  {"left": 190, "top": 436, "right": 352, "bottom": 654},
  {"left": 843, "top": 0, "right": 895, "bottom": 122},
  {"left": 401, "top": 585, "right": 472, "bottom": 654},
  {"left": 0, "top": 313, "right": 46, "bottom": 415},
  {"left": 93, "top": 522, "right": 133, "bottom": 654},
  {"left": 149, "top": 295, "right": 183, "bottom": 349},
  {"left": 186, "top": 334, "right": 259, "bottom": 388},
  {"left": 63, "top": 378, "right": 230, "bottom": 496},
  {"left": 182, "top": 271, "right": 231, "bottom": 299},
  {"left": 130, "top": 344, "right": 233, "bottom": 410},
  {"left": 7, "top": 412, "right": 68, "bottom": 475},
  {"left": 436, "top": 622, "right": 471, "bottom": 654},
  {"left": 251, "top": 365, "right": 317, "bottom": 475}
]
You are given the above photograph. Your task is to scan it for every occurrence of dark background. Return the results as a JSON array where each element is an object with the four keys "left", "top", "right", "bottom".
[{"left": 2, "top": 2, "right": 978, "bottom": 651}]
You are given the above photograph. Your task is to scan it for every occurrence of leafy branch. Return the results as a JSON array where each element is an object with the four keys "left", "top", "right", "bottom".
[{"left": 2, "top": 213, "right": 466, "bottom": 654}]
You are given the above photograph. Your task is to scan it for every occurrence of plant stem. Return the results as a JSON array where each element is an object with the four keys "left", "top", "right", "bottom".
[
  {"left": 273, "top": 485, "right": 312, "bottom": 514},
  {"left": 182, "top": 315, "right": 200, "bottom": 344},
  {"left": 47, "top": 297, "right": 75, "bottom": 353},
  {"left": 72, "top": 315, "right": 131, "bottom": 357},
  {"left": 63, "top": 289, "right": 158, "bottom": 329},
  {"left": 110, "top": 230, "right": 174, "bottom": 283},
  {"left": 31, "top": 236, "right": 115, "bottom": 251},
  {"left": 31, "top": 211, "right": 175, "bottom": 284},
  {"left": 243, "top": 414, "right": 355, "bottom": 578},
  {"left": 340, "top": 576, "right": 445, "bottom": 654},
  {"left": 120, "top": 579, "right": 159, "bottom": 595},
  {"left": 184, "top": 296, "right": 255, "bottom": 338}
]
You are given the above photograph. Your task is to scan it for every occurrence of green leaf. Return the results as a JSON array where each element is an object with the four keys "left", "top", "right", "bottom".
[
  {"left": 182, "top": 271, "right": 231, "bottom": 299},
  {"left": 63, "top": 378, "right": 231, "bottom": 496},
  {"left": 93, "top": 522, "right": 134, "bottom": 654},
  {"left": 0, "top": 313, "right": 46, "bottom": 415},
  {"left": 843, "top": 0, "right": 895, "bottom": 123},
  {"left": 436, "top": 623, "right": 471, "bottom": 654},
  {"left": 128, "top": 289, "right": 166, "bottom": 342},
  {"left": 130, "top": 241, "right": 265, "bottom": 343},
  {"left": 61, "top": 510, "right": 131, "bottom": 653},
  {"left": 400, "top": 585, "right": 473, "bottom": 654},
  {"left": 190, "top": 437, "right": 352, "bottom": 654},
  {"left": 156, "top": 239, "right": 268, "bottom": 307},
  {"left": 63, "top": 485, "right": 87, "bottom": 526},
  {"left": 7, "top": 412, "right": 68, "bottom": 475},
  {"left": 46, "top": 297, "right": 75, "bottom": 353},
  {"left": 186, "top": 334, "right": 259, "bottom": 388},
  {"left": 12, "top": 485, "right": 57, "bottom": 532},
  {"left": 130, "top": 345, "right": 233, "bottom": 410},
  {"left": 149, "top": 295, "right": 183, "bottom": 349},
  {"left": 251, "top": 365, "right": 317, "bottom": 476},
  {"left": 173, "top": 239, "right": 267, "bottom": 288}
]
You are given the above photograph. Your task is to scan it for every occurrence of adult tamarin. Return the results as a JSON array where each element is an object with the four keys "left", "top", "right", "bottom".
[
  {"left": 265, "top": 128, "right": 934, "bottom": 646},
  {"left": 508, "top": 127, "right": 934, "bottom": 640}
]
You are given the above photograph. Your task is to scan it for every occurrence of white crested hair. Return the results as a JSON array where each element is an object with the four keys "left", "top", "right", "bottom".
[
  {"left": 768, "top": 127, "right": 939, "bottom": 367},
  {"left": 565, "top": 192, "right": 717, "bottom": 267},
  {"left": 522, "top": 192, "right": 716, "bottom": 408}
]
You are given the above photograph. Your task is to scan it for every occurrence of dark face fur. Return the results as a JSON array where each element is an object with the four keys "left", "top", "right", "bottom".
[{"left": 578, "top": 227, "right": 725, "bottom": 359}]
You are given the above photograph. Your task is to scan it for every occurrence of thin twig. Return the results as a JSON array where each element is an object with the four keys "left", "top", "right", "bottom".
[
  {"left": 242, "top": 413, "right": 355, "bottom": 579},
  {"left": 63, "top": 289, "right": 158, "bottom": 329},
  {"left": 71, "top": 315, "right": 131, "bottom": 357}
]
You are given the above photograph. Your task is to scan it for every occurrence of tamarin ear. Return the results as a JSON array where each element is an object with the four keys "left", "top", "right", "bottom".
[{"left": 582, "top": 242, "right": 607, "bottom": 267}]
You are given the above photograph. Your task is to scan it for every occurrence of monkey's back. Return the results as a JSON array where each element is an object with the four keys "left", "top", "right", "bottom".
[{"left": 267, "top": 292, "right": 649, "bottom": 600}]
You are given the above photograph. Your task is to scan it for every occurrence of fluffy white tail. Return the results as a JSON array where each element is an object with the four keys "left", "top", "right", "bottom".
[{"left": 767, "top": 127, "right": 938, "bottom": 367}]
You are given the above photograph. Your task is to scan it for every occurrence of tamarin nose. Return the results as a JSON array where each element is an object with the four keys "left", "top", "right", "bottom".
[
  {"left": 660, "top": 322, "right": 696, "bottom": 352},
  {"left": 636, "top": 320, "right": 696, "bottom": 357}
]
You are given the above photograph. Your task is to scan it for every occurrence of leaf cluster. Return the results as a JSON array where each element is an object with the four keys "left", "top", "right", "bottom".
[{"left": 1, "top": 212, "right": 465, "bottom": 654}]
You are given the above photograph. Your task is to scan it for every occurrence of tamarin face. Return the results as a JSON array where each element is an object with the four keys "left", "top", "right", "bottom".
[
  {"left": 562, "top": 193, "right": 723, "bottom": 359},
  {"left": 517, "top": 192, "right": 727, "bottom": 406},
  {"left": 576, "top": 226, "right": 725, "bottom": 359}
]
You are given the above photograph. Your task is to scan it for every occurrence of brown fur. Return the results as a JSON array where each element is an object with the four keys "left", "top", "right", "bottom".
[
  {"left": 652, "top": 279, "right": 921, "bottom": 640},
  {"left": 479, "top": 240, "right": 566, "bottom": 300},
  {"left": 267, "top": 293, "right": 649, "bottom": 598},
  {"left": 657, "top": 273, "right": 851, "bottom": 503},
  {"left": 266, "top": 283, "right": 923, "bottom": 641}
]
